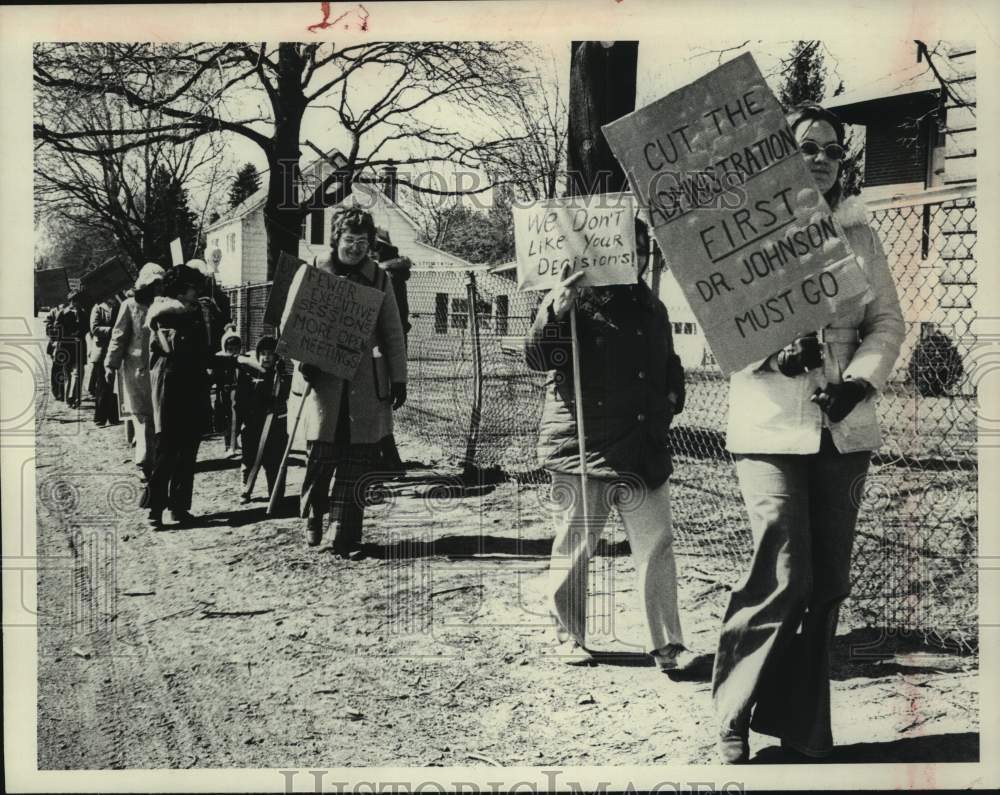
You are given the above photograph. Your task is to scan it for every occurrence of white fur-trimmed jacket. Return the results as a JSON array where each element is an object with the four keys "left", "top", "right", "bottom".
[{"left": 726, "top": 196, "right": 905, "bottom": 455}]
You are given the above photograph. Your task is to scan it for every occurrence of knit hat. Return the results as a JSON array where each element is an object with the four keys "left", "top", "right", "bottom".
[
  {"left": 186, "top": 258, "right": 211, "bottom": 276},
  {"left": 135, "top": 262, "right": 166, "bottom": 290},
  {"left": 219, "top": 327, "right": 243, "bottom": 353}
]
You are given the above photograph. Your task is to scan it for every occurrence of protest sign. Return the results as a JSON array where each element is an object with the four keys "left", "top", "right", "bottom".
[
  {"left": 603, "top": 52, "right": 872, "bottom": 375},
  {"left": 35, "top": 268, "right": 70, "bottom": 308},
  {"left": 170, "top": 238, "right": 184, "bottom": 267},
  {"left": 514, "top": 194, "right": 638, "bottom": 291},
  {"left": 81, "top": 257, "right": 133, "bottom": 300},
  {"left": 276, "top": 264, "right": 385, "bottom": 380},
  {"left": 68, "top": 278, "right": 82, "bottom": 292},
  {"left": 265, "top": 252, "right": 307, "bottom": 327}
]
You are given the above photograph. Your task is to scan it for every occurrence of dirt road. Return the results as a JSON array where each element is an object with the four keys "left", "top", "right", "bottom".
[{"left": 35, "top": 388, "right": 978, "bottom": 770}]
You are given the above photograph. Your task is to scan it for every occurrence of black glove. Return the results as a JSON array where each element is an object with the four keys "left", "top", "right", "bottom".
[
  {"left": 775, "top": 334, "right": 823, "bottom": 377},
  {"left": 391, "top": 382, "right": 407, "bottom": 410},
  {"left": 811, "top": 380, "right": 868, "bottom": 423},
  {"left": 299, "top": 363, "right": 319, "bottom": 384}
]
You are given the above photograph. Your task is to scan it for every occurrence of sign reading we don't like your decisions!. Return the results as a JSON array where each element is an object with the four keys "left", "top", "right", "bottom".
[
  {"left": 514, "top": 193, "right": 638, "bottom": 291},
  {"left": 603, "top": 53, "right": 872, "bottom": 375}
]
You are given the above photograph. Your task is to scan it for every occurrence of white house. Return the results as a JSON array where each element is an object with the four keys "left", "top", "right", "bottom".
[{"left": 206, "top": 150, "right": 477, "bottom": 287}]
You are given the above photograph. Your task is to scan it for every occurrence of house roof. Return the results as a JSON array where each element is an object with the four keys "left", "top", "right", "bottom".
[
  {"left": 825, "top": 61, "right": 940, "bottom": 122},
  {"left": 206, "top": 147, "right": 348, "bottom": 232}
]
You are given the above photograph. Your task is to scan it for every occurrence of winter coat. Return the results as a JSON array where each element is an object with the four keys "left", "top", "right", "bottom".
[
  {"left": 88, "top": 301, "right": 117, "bottom": 365},
  {"left": 291, "top": 256, "right": 407, "bottom": 445},
  {"left": 106, "top": 297, "right": 155, "bottom": 416},
  {"left": 235, "top": 356, "right": 292, "bottom": 435},
  {"left": 212, "top": 330, "right": 244, "bottom": 389},
  {"left": 377, "top": 254, "right": 412, "bottom": 336},
  {"left": 726, "top": 196, "right": 905, "bottom": 455},
  {"left": 525, "top": 280, "right": 686, "bottom": 489},
  {"left": 53, "top": 305, "right": 86, "bottom": 366},
  {"left": 146, "top": 296, "right": 212, "bottom": 437}
]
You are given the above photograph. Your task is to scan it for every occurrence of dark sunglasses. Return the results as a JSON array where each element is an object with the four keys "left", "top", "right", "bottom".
[{"left": 800, "top": 140, "right": 846, "bottom": 161}]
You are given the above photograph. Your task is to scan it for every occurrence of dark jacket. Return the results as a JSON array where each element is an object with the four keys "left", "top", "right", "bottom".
[
  {"left": 525, "top": 280, "right": 685, "bottom": 488},
  {"left": 146, "top": 297, "right": 212, "bottom": 436},
  {"left": 235, "top": 356, "right": 292, "bottom": 435}
]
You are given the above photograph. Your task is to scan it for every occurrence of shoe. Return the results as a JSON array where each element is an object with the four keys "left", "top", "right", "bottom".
[
  {"left": 780, "top": 738, "right": 832, "bottom": 760},
  {"left": 166, "top": 509, "right": 196, "bottom": 526},
  {"left": 552, "top": 637, "right": 595, "bottom": 666},
  {"left": 146, "top": 510, "right": 163, "bottom": 530},
  {"left": 306, "top": 516, "right": 324, "bottom": 547},
  {"left": 651, "top": 643, "right": 698, "bottom": 672},
  {"left": 718, "top": 731, "right": 750, "bottom": 764},
  {"left": 331, "top": 541, "right": 362, "bottom": 559}
]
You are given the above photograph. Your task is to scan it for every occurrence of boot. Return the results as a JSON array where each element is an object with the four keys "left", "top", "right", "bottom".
[{"left": 306, "top": 514, "right": 324, "bottom": 547}]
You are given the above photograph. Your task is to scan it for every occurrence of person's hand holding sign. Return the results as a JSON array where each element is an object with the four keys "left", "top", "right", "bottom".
[
  {"left": 549, "top": 265, "right": 586, "bottom": 321},
  {"left": 299, "top": 363, "right": 319, "bottom": 384},
  {"left": 775, "top": 333, "right": 823, "bottom": 377}
]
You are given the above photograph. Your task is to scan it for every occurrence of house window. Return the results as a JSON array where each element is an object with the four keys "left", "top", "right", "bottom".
[
  {"left": 299, "top": 215, "right": 307, "bottom": 241},
  {"left": 434, "top": 293, "right": 448, "bottom": 334},
  {"left": 673, "top": 322, "right": 683, "bottom": 335},
  {"left": 684, "top": 322, "right": 696, "bottom": 335},
  {"left": 310, "top": 208, "right": 324, "bottom": 245},
  {"left": 450, "top": 297, "right": 469, "bottom": 330},
  {"left": 495, "top": 295, "right": 509, "bottom": 336},
  {"left": 227, "top": 233, "right": 237, "bottom": 253}
]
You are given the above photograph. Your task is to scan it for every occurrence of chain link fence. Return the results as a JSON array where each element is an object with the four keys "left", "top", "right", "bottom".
[{"left": 224, "top": 188, "right": 978, "bottom": 652}]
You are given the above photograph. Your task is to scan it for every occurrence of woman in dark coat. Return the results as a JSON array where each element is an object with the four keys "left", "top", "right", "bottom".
[
  {"left": 525, "top": 261, "right": 692, "bottom": 669},
  {"left": 142, "top": 265, "right": 212, "bottom": 528}
]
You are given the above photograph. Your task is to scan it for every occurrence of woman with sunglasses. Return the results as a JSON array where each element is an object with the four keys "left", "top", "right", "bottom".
[{"left": 712, "top": 102, "right": 904, "bottom": 763}]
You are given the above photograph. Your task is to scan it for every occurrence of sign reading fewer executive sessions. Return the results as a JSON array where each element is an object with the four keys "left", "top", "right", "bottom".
[
  {"left": 514, "top": 194, "right": 638, "bottom": 291},
  {"left": 276, "top": 264, "right": 385, "bottom": 380},
  {"left": 603, "top": 53, "right": 872, "bottom": 375}
]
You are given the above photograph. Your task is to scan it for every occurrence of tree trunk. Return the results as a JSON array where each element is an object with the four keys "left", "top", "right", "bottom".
[
  {"left": 566, "top": 41, "right": 638, "bottom": 198},
  {"left": 263, "top": 44, "right": 309, "bottom": 280}
]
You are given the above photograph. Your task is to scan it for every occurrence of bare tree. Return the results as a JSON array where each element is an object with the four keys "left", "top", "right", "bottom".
[
  {"left": 34, "top": 41, "right": 530, "bottom": 278},
  {"left": 34, "top": 87, "right": 226, "bottom": 267}
]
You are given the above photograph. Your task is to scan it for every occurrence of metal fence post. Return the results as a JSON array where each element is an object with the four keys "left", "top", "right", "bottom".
[{"left": 462, "top": 271, "right": 484, "bottom": 478}]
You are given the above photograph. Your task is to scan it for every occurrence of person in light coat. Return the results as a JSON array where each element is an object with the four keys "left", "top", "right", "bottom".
[
  {"left": 294, "top": 207, "right": 407, "bottom": 556},
  {"left": 106, "top": 263, "right": 166, "bottom": 479},
  {"left": 712, "top": 103, "right": 905, "bottom": 763}
]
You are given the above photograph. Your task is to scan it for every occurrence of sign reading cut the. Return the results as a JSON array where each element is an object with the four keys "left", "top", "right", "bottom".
[
  {"left": 276, "top": 265, "right": 385, "bottom": 380},
  {"left": 514, "top": 194, "right": 638, "bottom": 291},
  {"left": 603, "top": 52, "right": 872, "bottom": 375}
]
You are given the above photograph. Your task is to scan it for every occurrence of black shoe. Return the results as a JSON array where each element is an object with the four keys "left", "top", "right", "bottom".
[
  {"left": 718, "top": 731, "right": 750, "bottom": 764},
  {"left": 166, "top": 509, "right": 196, "bottom": 526}
]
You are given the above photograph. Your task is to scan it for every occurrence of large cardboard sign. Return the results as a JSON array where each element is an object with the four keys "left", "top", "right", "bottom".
[
  {"left": 603, "top": 53, "right": 872, "bottom": 375},
  {"left": 35, "top": 268, "right": 70, "bottom": 307},
  {"left": 276, "top": 265, "right": 385, "bottom": 380},
  {"left": 264, "top": 252, "right": 307, "bottom": 327},
  {"left": 514, "top": 194, "right": 637, "bottom": 291},
  {"left": 81, "top": 258, "right": 133, "bottom": 301}
]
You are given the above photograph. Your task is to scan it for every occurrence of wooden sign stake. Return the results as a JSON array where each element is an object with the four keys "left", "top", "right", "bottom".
[{"left": 569, "top": 305, "right": 590, "bottom": 533}]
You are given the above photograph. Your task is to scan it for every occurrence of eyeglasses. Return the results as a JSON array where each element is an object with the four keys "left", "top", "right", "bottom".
[
  {"left": 799, "top": 140, "right": 846, "bottom": 161},
  {"left": 340, "top": 237, "right": 370, "bottom": 251}
]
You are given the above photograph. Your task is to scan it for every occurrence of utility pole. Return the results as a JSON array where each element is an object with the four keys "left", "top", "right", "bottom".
[{"left": 566, "top": 41, "right": 639, "bottom": 197}]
